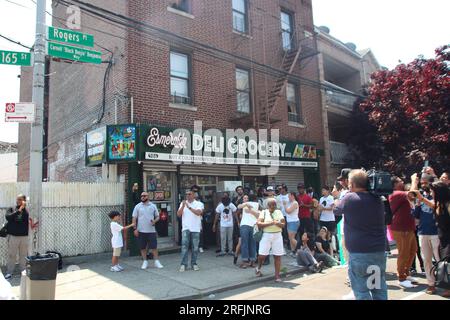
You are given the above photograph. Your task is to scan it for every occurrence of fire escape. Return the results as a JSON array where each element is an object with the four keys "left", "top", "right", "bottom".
[{"left": 232, "top": 26, "right": 317, "bottom": 131}]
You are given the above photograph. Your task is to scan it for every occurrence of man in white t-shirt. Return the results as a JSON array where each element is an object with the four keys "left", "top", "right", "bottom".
[
  {"left": 318, "top": 186, "right": 336, "bottom": 234},
  {"left": 213, "top": 195, "right": 237, "bottom": 256},
  {"left": 177, "top": 190, "right": 204, "bottom": 272}
]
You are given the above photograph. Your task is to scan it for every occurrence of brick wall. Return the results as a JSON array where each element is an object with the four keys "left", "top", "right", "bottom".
[{"left": 19, "top": 0, "right": 327, "bottom": 184}]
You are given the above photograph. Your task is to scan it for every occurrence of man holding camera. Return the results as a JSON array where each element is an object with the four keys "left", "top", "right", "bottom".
[
  {"left": 335, "top": 170, "right": 387, "bottom": 300},
  {"left": 389, "top": 176, "right": 418, "bottom": 289},
  {"left": 4, "top": 194, "right": 29, "bottom": 280}
]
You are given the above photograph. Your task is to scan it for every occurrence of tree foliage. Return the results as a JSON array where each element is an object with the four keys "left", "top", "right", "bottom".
[{"left": 351, "top": 46, "right": 450, "bottom": 176}]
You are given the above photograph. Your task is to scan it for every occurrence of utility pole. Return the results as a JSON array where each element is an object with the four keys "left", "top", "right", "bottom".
[{"left": 29, "top": 0, "right": 46, "bottom": 254}]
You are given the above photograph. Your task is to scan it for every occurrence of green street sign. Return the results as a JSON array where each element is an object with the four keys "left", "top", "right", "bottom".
[
  {"left": 0, "top": 50, "right": 31, "bottom": 66},
  {"left": 48, "top": 26, "right": 94, "bottom": 48},
  {"left": 47, "top": 42, "right": 102, "bottom": 64}
]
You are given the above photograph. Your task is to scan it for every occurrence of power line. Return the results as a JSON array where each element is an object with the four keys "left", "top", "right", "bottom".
[
  {"left": 0, "top": 34, "right": 33, "bottom": 50},
  {"left": 59, "top": 0, "right": 363, "bottom": 99}
]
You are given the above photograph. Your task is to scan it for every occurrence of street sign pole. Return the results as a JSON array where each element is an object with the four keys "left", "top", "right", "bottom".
[{"left": 29, "top": 0, "right": 46, "bottom": 255}]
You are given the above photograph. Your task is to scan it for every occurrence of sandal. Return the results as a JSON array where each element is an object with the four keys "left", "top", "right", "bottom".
[{"left": 255, "top": 268, "right": 263, "bottom": 277}]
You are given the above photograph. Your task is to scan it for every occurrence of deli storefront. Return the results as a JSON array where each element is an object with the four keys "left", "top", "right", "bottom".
[{"left": 86, "top": 124, "right": 322, "bottom": 253}]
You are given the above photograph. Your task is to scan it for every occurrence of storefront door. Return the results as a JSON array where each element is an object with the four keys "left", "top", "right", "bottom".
[{"left": 144, "top": 171, "right": 177, "bottom": 248}]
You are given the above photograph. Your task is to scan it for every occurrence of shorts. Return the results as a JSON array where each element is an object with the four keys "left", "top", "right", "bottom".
[
  {"left": 138, "top": 232, "right": 157, "bottom": 250},
  {"left": 259, "top": 232, "right": 284, "bottom": 256},
  {"left": 319, "top": 220, "right": 336, "bottom": 234},
  {"left": 112, "top": 248, "right": 122, "bottom": 257},
  {"left": 287, "top": 221, "right": 300, "bottom": 233}
]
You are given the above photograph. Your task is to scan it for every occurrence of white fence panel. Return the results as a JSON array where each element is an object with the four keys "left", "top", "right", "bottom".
[{"left": 0, "top": 182, "right": 125, "bottom": 267}]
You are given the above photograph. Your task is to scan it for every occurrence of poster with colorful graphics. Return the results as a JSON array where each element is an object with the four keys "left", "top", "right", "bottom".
[
  {"left": 107, "top": 125, "right": 136, "bottom": 161},
  {"left": 292, "top": 144, "right": 317, "bottom": 159}
]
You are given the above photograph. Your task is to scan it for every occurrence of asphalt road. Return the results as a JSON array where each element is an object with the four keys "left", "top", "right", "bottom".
[{"left": 204, "top": 251, "right": 449, "bottom": 300}]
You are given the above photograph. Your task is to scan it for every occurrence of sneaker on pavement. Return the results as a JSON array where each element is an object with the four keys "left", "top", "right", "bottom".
[
  {"left": 4, "top": 273, "right": 12, "bottom": 280},
  {"left": 154, "top": 260, "right": 164, "bottom": 269},
  {"left": 216, "top": 252, "right": 225, "bottom": 257},
  {"left": 342, "top": 291, "right": 355, "bottom": 300},
  {"left": 199, "top": 247, "right": 204, "bottom": 253},
  {"left": 179, "top": 265, "right": 186, "bottom": 272},
  {"left": 116, "top": 265, "right": 124, "bottom": 271},
  {"left": 227, "top": 252, "right": 235, "bottom": 256},
  {"left": 399, "top": 280, "right": 415, "bottom": 288},
  {"left": 110, "top": 266, "right": 121, "bottom": 272},
  {"left": 141, "top": 260, "right": 149, "bottom": 270},
  {"left": 193, "top": 264, "right": 200, "bottom": 271},
  {"left": 406, "top": 276, "right": 419, "bottom": 284}
]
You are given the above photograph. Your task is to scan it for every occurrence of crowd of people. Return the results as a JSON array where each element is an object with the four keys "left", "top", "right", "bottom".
[{"left": 1, "top": 166, "right": 449, "bottom": 301}]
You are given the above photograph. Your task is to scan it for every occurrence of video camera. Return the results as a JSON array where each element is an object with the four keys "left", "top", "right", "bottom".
[{"left": 367, "top": 169, "right": 393, "bottom": 197}]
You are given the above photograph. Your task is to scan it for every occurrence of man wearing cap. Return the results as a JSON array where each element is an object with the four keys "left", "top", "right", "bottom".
[{"left": 297, "top": 184, "right": 313, "bottom": 236}]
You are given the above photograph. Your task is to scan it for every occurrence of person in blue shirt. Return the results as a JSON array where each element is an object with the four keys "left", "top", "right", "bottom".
[{"left": 412, "top": 190, "right": 440, "bottom": 295}]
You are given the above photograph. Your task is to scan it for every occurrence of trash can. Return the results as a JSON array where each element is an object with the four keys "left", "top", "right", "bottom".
[{"left": 25, "top": 253, "right": 59, "bottom": 300}]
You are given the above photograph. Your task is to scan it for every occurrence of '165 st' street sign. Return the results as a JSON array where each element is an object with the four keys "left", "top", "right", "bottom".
[{"left": 0, "top": 50, "right": 31, "bottom": 66}]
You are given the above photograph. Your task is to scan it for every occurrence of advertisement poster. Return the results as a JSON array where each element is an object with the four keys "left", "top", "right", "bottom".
[
  {"left": 292, "top": 144, "right": 317, "bottom": 160},
  {"left": 85, "top": 126, "right": 106, "bottom": 166},
  {"left": 108, "top": 125, "right": 136, "bottom": 161}
]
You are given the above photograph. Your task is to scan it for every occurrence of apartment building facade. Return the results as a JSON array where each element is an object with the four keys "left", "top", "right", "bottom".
[
  {"left": 315, "top": 26, "right": 381, "bottom": 186},
  {"left": 18, "top": 0, "right": 329, "bottom": 249}
]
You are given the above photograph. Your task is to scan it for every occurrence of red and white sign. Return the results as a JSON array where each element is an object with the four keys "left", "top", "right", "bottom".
[{"left": 5, "top": 102, "right": 35, "bottom": 123}]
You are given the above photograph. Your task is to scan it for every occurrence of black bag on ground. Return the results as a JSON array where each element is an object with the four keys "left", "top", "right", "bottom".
[
  {"left": 26, "top": 253, "right": 59, "bottom": 280},
  {"left": 431, "top": 255, "right": 450, "bottom": 289},
  {"left": 45, "top": 250, "right": 63, "bottom": 270}
]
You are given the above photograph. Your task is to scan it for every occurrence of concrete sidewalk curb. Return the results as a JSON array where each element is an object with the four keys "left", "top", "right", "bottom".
[{"left": 173, "top": 266, "right": 309, "bottom": 300}]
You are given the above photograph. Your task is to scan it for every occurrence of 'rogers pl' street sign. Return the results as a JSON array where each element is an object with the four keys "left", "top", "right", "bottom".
[{"left": 4, "top": 103, "right": 35, "bottom": 123}]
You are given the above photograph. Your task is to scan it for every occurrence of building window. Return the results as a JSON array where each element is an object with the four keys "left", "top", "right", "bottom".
[
  {"left": 232, "top": 0, "right": 248, "bottom": 33},
  {"left": 170, "top": 51, "right": 191, "bottom": 105},
  {"left": 172, "top": 0, "right": 191, "bottom": 13},
  {"left": 236, "top": 68, "right": 251, "bottom": 113},
  {"left": 287, "top": 82, "right": 301, "bottom": 123},
  {"left": 281, "top": 11, "right": 294, "bottom": 51}
]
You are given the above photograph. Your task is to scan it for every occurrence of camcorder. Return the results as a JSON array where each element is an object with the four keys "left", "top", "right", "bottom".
[{"left": 366, "top": 169, "right": 393, "bottom": 197}]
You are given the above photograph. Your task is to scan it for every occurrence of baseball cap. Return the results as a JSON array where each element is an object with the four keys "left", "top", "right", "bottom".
[
  {"left": 337, "top": 168, "right": 352, "bottom": 181},
  {"left": 267, "top": 186, "right": 274, "bottom": 191},
  {"left": 320, "top": 226, "right": 328, "bottom": 232},
  {"left": 297, "top": 183, "right": 305, "bottom": 189}
]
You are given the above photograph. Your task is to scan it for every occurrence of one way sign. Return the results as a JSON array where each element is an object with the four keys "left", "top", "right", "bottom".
[{"left": 5, "top": 103, "right": 35, "bottom": 123}]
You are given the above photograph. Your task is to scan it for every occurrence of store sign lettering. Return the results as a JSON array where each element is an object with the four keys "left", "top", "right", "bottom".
[{"left": 147, "top": 127, "right": 188, "bottom": 149}]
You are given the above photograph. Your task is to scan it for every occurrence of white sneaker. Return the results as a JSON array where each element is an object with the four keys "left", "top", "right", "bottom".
[
  {"left": 154, "top": 260, "right": 164, "bottom": 269},
  {"left": 179, "top": 265, "right": 186, "bottom": 272},
  {"left": 4, "top": 273, "right": 12, "bottom": 280},
  {"left": 141, "top": 260, "right": 149, "bottom": 270},
  {"left": 407, "top": 276, "right": 419, "bottom": 284},
  {"left": 199, "top": 247, "right": 204, "bottom": 253},
  {"left": 193, "top": 264, "right": 200, "bottom": 271},
  {"left": 110, "top": 266, "right": 121, "bottom": 272},
  {"left": 399, "top": 280, "right": 415, "bottom": 288},
  {"left": 116, "top": 265, "right": 124, "bottom": 271},
  {"left": 342, "top": 291, "right": 355, "bottom": 300}
]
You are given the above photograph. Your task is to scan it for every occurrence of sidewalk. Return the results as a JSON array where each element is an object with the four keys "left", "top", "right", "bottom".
[{"left": 9, "top": 249, "right": 309, "bottom": 300}]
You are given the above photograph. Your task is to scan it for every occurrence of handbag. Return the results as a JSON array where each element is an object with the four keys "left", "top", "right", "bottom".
[
  {"left": 0, "top": 223, "right": 7, "bottom": 238},
  {"left": 253, "top": 210, "right": 268, "bottom": 242},
  {"left": 431, "top": 255, "right": 450, "bottom": 289}
]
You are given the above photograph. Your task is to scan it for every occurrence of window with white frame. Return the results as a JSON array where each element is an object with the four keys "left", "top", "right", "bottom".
[
  {"left": 236, "top": 68, "right": 251, "bottom": 113},
  {"left": 281, "top": 11, "right": 293, "bottom": 51},
  {"left": 170, "top": 51, "right": 191, "bottom": 104},
  {"left": 287, "top": 82, "right": 301, "bottom": 122},
  {"left": 232, "top": 0, "right": 248, "bottom": 33}
]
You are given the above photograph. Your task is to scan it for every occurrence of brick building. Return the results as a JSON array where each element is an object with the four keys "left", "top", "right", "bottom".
[{"left": 18, "top": 0, "right": 378, "bottom": 249}]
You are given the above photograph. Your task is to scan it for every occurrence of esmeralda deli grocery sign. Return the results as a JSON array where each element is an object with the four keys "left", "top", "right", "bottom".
[{"left": 139, "top": 124, "right": 318, "bottom": 168}]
